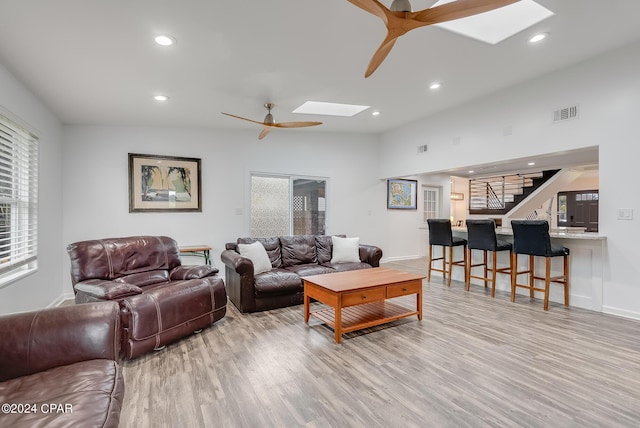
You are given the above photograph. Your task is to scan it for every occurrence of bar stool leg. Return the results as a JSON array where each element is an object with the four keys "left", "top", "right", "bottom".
[
  {"left": 427, "top": 244, "right": 433, "bottom": 282},
  {"left": 442, "top": 246, "right": 448, "bottom": 284},
  {"left": 465, "top": 247, "right": 471, "bottom": 291},
  {"left": 482, "top": 250, "right": 488, "bottom": 288},
  {"left": 529, "top": 255, "right": 535, "bottom": 298},
  {"left": 463, "top": 245, "right": 468, "bottom": 288},
  {"left": 511, "top": 253, "right": 517, "bottom": 302},
  {"left": 544, "top": 257, "right": 551, "bottom": 311},
  {"left": 564, "top": 255, "right": 570, "bottom": 307},
  {"left": 447, "top": 246, "right": 453, "bottom": 287},
  {"left": 491, "top": 251, "right": 497, "bottom": 297}
]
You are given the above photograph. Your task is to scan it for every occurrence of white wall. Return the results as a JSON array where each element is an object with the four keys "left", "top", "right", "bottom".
[
  {"left": 61, "top": 126, "right": 384, "bottom": 293},
  {"left": 378, "top": 41, "right": 640, "bottom": 319},
  {"left": 0, "top": 64, "right": 64, "bottom": 314}
]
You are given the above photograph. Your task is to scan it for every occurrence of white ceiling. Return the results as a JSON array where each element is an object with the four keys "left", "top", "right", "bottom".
[{"left": 1, "top": 0, "right": 639, "bottom": 138}]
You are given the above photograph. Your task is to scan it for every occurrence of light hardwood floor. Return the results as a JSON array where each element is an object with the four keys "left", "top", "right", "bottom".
[{"left": 120, "top": 258, "right": 640, "bottom": 427}]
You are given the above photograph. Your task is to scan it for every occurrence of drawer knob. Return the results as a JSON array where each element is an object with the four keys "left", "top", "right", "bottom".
[
  {"left": 402, "top": 287, "right": 408, "bottom": 291},
  {"left": 362, "top": 295, "right": 367, "bottom": 299}
]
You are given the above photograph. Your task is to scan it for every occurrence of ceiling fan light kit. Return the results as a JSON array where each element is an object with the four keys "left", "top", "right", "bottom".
[
  {"left": 390, "top": 0, "right": 412, "bottom": 12},
  {"left": 347, "top": 0, "right": 521, "bottom": 77}
]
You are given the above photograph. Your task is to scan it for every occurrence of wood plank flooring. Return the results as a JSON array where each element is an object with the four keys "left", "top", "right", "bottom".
[{"left": 120, "top": 258, "right": 640, "bottom": 427}]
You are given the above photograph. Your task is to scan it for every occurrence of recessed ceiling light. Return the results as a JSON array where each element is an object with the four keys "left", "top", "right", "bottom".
[
  {"left": 429, "top": 82, "right": 441, "bottom": 90},
  {"left": 372, "top": 111, "right": 381, "bottom": 116},
  {"left": 468, "top": 170, "right": 475, "bottom": 174},
  {"left": 293, "top": 101, "right": 370, "bottom": 117},
  {"left": 155, "top": 35, "right": 176, "bottom": 46},
  {"left": 154, "top": 95, "right": 169, "bottom": 101},
  {"left": 529, "top": 32, "right": 548, "bottom": 43},
  {"left": 528, "top": 162, "right": 536, "bottom": 166}
]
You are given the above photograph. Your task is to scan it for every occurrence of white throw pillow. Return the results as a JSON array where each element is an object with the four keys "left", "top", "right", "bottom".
[
  {"left": 331, "top": 236, "right": 361, "bottom": 263},
  {"left": 238, "top": 241, "right": 272, "bottom": 275}
]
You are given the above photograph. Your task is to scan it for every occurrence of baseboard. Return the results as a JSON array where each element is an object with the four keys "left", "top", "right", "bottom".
[
  {"left": 48, "top": 292, "right": 75, "bottom": 308},
  {"left": 381, "top": 255, "right": 423, "bottom": 263},
  {"left": 602, "top": 306, "right": 640, "bottom": 321}
]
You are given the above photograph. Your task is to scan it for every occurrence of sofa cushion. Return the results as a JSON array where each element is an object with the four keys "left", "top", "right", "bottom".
[
  {"left": 121, "top": 279, "right": 216, "bottom": 341},
  {"left": 315, "top": 235, "right": 346, "bottom": 264},
  {"left": 0, "top": 359, "right": 124, "bottom": 428},
  {"left": 115, "top": 269, "right": 169, "bottom": 287},
  {"left": 331, "top": 236, "right": 361, "bottom": 263},
  {"left": 238, "top": 241, "right": 272, "bottom": 275},
  {"left": 254, "top": 268, "right": 302, "bottom": 297},
  {"left": 322, "top": 261, "right": 373, "bottom": 272},
  {"left": 286, "top": 264, "right": 336, "bottom": 277},
  {"left": 238, "top": 237, "right": 282, "bottom": 268},
  {"left": 280, "top": 235, "right": 317, "bottom": 267},
  {"left": 67, "top": 236, "right": 181, "bottom": 283}
]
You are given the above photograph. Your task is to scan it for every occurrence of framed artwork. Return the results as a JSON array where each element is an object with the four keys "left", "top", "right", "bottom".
[
  {"left": 387, "top": 178, "right": 417, "bottom": 210},
  {"left": 128, "top": 153, "right": 201, "bottom": 212}
]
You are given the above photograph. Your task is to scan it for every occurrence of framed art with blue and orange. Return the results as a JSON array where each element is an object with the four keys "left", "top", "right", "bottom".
[{"left": 387, "top": 178, "right": 417, "bottom": 210}]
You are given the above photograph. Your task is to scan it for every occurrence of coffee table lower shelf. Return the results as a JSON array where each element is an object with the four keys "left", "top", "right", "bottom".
[{"left": 310, "top": 300, "right": 418, "bottom": 335}]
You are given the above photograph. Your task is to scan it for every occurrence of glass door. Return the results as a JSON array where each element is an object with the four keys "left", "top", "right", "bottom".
[{"left": 250, "top": 174, "right": 327, "bottom": 237}]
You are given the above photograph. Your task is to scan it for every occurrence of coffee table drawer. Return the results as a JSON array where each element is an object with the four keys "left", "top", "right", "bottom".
[
  {"left": 386, "top": 281, "right": 421, "bottom": 298},
  {"left": 342, "top": 288, "right": 386, "bottom": 307}
]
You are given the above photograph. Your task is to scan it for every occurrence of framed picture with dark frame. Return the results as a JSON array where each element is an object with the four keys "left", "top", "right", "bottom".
[
  {"left": 387, "top": 178, "right": 418, "bottom": 210},
  {"left": 128, "top": 153, "right": 202, "bottom": 212}
]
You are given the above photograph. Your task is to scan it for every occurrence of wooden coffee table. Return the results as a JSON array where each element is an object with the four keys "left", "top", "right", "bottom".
[{"left": 303, "top": 267, "right": 425, "bottom": 343}]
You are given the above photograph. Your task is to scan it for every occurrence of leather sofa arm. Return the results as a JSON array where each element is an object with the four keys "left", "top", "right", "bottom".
[
  {"left": 359, "top": 244, "right": 383, "bottom": 267},
  {"left": 220, "top": 249, "right": 254, "bottom": 276},
  {"left": 75, "top": 279, "right": 143, "bottom": 300},
  {"left": 0, "top": 301, "right": 121, "bottom": 382},
  {"left": 220, "top": 249, "right": 256, "bottom": 313},
  {"left": 170, "top": 265, "right": 219, "bottom": 280}
]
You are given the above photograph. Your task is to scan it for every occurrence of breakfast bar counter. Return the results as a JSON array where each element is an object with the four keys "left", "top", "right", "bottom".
[{"left": 421, "top": 225, "right": 606, "bottom": 312}]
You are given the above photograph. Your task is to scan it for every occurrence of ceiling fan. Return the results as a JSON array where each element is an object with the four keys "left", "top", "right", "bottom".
[
  {"left": 347, "top": 0, "right": 521, "bottom": 77},
  {"left": 222, "top": 103, "right": 323, "bottom": 140}
]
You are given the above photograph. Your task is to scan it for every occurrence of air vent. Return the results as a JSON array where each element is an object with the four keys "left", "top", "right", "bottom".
[
  {"left": 417, "top": 144, "right": 428, "bottom": 153},
  {"left": 553, "top": 105, "right": 579, "bottom": 123}
]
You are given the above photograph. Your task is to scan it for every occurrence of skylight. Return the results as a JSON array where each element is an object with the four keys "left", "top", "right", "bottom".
[
  {"left": 293, "top": 101, "right": 370, "bottom": 117},
  {"left": 432, "top": 0, "right": 554, "bottom": 45}
]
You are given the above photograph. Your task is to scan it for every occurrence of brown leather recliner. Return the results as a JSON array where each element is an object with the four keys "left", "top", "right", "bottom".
[
  {"left": 67, "top": 236, "right": 227, "bottom": 359},
  {"left": 0, "top": 302, "right": 124, "bottom": 428}
]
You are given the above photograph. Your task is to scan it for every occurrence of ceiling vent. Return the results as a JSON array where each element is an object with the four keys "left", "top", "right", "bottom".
[{"left": 553, "top": 105, "right": 579, "bottom": 123}]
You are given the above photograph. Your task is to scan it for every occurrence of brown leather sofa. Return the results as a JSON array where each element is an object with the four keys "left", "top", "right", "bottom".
[
  {"left": 221, "top": 235, "right": 383, "bottom": 313},
  {"left": 0, "top": 302, "right": 124, "bottom": 428},
  {"left": 67, "top": 236, "right": 227, "bottom": 359}
]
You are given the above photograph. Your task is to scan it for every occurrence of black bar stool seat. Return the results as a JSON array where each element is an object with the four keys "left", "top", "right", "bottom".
[
  {"left": 465, "top": 219, "right": 513, "bottom": 297},
  {"left": 510, "top": 220, "right": 570, "bottom": 311},
  {"left": 427, "top": 219, "right": 467, "bottom": 287}
]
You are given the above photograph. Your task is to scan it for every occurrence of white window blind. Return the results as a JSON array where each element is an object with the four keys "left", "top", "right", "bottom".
[{"left": 0, "top": 114, "right": 38, "bottom": 285}]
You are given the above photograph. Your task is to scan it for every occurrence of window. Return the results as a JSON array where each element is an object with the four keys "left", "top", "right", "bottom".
[
  {"left": 0, "top": 114, "right": 38, "bottom": 286},
  {"left": 250, "top": 174, "right": 327, "bottom": 237},
  {"left": 422, "top": 186, "right": 440, "bottom": 222}
]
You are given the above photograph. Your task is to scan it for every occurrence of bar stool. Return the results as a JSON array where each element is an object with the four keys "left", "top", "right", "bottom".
[
  {"left": 510, "top": 220, "right": 570, "bottom": 311},
  {"left": 427, "top": 219, "right": 467, "bottom": 287},
  {"left": 465, "top": 219, "right": 512, "bottom": 297}
]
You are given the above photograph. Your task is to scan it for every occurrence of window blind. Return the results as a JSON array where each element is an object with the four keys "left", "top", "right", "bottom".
[{"left": 0, "top": 114, "right": 38, "bottom": 282}]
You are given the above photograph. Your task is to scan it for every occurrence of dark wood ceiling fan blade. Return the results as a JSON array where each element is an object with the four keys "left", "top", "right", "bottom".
[
  {"left": 221, "top": 112, "right": 265, "bottom": 126},
  {"left": 346, "top": 0, "right": 390, "bottom": 23},
  {"left": 412, "top": 0, "right": 520, "bottom": 25},
  {"left": 365, "top": 34, "right": 399, "bottom": 78},
  {"left": 273, "top": 121, "right": 323, "bottom": 128},
  {"left": 258, "top": 127, "right": 272, "bottom": 140}
]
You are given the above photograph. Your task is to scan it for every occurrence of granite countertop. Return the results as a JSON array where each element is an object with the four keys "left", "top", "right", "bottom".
[{"left": 448, "top": 226, "right": 606, "bottom": 240}]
